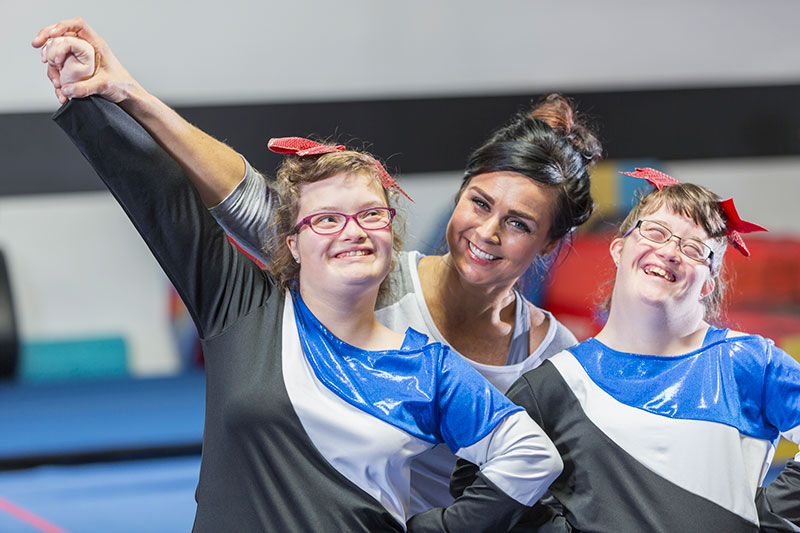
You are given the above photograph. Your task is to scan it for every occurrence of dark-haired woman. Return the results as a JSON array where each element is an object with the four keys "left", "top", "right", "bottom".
[{"left": 35, "top": 18, "right": 601, "bottom": 515}]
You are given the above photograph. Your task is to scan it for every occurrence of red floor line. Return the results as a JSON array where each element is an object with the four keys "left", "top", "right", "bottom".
[{"left": 0, "top": 496, "right": 69, "bottom": 533}]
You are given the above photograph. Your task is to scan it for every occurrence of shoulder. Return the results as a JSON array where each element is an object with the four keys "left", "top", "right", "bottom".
[
  {"left": 725, "top": 329, "right": 749, "bottom": 338},
  {"left": 717, "top": 330, "right": 776, "bottom": 359},
  {"left": 524, "top": 299, "right": 579, "bottom": 350}
]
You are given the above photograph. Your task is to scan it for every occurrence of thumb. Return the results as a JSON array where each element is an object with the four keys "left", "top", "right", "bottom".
[{"left": 61, "top": 79, "right": 96, "bottom": 100}]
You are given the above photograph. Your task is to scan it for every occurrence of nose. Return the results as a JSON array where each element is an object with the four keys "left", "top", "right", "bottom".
[
  {"left": 339, "top": 215, "right": 368, "bottom": 240},
  {"left": 476, "top": 215, "right": 501, "bottom": 244},
  {"left": 656, "top": 236, "right": 682, "bottom": 262}
]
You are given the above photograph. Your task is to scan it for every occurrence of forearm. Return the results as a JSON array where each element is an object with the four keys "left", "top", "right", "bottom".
[
  {"left": 34, "top": 19, "right": 244, "bottom": 207},
  {"left": 757, "top": 454, "right": 800, "bottom": 531},
  {"left": 413, "top": 412, "right": 562, "bottom": 532},
  {"left": 119, "top": 86, "right": 245, "bottom": 207},
  {"left": 409, "top": 473, "right": 530, "bottom": 533},
  {"left": 462, "top": 411, "right": 561, "bottom": 507}
]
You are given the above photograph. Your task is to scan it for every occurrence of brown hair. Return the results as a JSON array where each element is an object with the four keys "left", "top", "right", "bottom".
[
  {"left": 608, "top": 183, "right": 731, "bottom": 323},
  {"left": 265, "top": 149, "right": 403, "bottom": 297}
]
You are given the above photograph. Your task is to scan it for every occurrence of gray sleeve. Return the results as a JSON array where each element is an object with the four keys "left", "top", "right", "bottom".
[{"left": 208, "top": 157, "right": 276, "bottom": 266}]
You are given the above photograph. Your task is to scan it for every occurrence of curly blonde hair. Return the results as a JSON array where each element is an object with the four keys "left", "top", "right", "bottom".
[{"left": 264, "top": 149, "right": 403, "bottom": 298}]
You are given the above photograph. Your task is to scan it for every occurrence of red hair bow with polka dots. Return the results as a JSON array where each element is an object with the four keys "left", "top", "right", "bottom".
[
  {"left": 267, "top": 137, "right": 413, "bottom": 201},
  {"left": 620, "top": 167, "right": 767, "bottom": 257}
]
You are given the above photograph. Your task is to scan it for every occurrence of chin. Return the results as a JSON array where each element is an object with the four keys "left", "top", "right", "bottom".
[{"left": 337, "top": 268, "right": 387, "bottom": 288}]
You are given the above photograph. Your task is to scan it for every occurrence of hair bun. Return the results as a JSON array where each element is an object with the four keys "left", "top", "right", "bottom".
[{"left": 528, "top": 94, "right": 602, "bottom": 165}]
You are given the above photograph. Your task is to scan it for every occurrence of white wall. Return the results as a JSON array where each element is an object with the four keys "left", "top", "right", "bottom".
[
  {"left": 665, "top": 157, "right": 800, "bottom": 235},
  {"left": 6, "top": 1, "right": 800, "bottom": 113},
  {"left": 0, "top": 193, "right": 179, "bottom": 376}
]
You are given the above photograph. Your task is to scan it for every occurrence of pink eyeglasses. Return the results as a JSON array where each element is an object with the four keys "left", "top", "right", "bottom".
[{"left": 293, "top": 207, "right": 396, "bottom": 235}]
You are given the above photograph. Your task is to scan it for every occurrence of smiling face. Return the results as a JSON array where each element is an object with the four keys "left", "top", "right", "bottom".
[
  {"left": 286, "top": 172, "right": 393, "bottom": 298},
  {"left": 609, "top": 204, "right": 716, "bottom": 316},
  {"left": 445, "top": 171, "right": 558, "bottom": 289}
]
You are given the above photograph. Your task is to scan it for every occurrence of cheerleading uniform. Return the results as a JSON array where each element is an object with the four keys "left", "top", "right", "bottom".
[{"left": 454, "top": 327, "right": 800, "bottom": 532}]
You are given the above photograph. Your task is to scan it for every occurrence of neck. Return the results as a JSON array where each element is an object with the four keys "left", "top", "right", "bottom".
[
  {"left": 297, "top": 281, "right": 384, "bottom": 349},
  {"left": 595, "top": 294, "right": 708, "bottom": 356},
  {"left": 427, "top": 254, "right": 517, "bottom": 323}
]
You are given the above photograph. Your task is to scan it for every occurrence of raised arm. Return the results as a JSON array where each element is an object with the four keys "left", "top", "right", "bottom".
[
  {"left": 53, "top": 96, "right": 271, "bottom": 339},
  {"left": 33, "top": 18, "right": 245, "bottom": 207}
]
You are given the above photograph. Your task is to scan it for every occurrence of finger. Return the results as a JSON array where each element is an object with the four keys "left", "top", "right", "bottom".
[
  {"left": 33, "top": 25, "right": 77, "bottom": 48},
  {"left": 33, "top": 19, "right": 81, "bottom": 47},
  {"left": 61, "top": 53, "right": 95, "bottom": 85},
  {"left": 44, "top": 37, "right": 90, "bottom": 66},
  {"left": 55, "top": 87, "right": 67, "bottom": 105},
  {"left": 47, "top": 63, "right": 62, "bottom": 89},
  {"left": 45, "top": 45, "right": 67, "bottom": 69},
  {"left": 61, "top": 78, "right": 101, "bottom": 100},
  {"left": 42, "top": 18, "right": 104, "bottom": 49},
  {"left": 32, "top": 24, "right": 59, "bottom": 47},
  {"left": 58, "top": 36, "right": 95, "bottom": 64}
]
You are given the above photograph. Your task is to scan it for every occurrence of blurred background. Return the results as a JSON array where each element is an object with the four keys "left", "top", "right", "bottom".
[{"left": 1, "top": 1, "right": 799, "bottom": 531}]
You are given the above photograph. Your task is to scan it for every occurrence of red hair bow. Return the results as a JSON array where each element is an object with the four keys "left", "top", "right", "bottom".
[
  {"left": 620, "top": 167, "right": 767, "bottom": 257},
  {"left": 267, "top": 137, "right": 413, "bottom": 202},
  {"left": 716, "top": 198, "right": 768, "bottom": 257},
  {"left": 619, "top": 167, "right": 681, "bottom": 190}
]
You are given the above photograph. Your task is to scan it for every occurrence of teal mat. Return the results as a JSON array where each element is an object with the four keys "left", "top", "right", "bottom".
[{"left": 19, "top": 337, "right": 127, "bottom": 382}]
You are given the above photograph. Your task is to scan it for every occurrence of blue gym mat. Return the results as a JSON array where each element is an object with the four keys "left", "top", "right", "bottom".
[
  {"left": 0, "top": 373, "right": 205, "bottom": 532},
  {"left": 0, "top": 455, "right": 199, "bottom": 532},
  {"left": 0, "top": 373, "right": 205, "bottom": 460}
]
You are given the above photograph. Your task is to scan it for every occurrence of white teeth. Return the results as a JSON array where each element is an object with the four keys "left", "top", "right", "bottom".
[
  {"left": 469, "top": 242, "right": 498, "bottom": 261},
  {"left": 337, "top": 250, "right": 369, "bottom": 258},
  {"left": 644, "top": 265, "right": 675, "bottom": 282}
]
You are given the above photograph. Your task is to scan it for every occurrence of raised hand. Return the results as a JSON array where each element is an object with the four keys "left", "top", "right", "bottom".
[
  {"left": 32, "top": 16, "right": 248, "bottom": 207},
  {"left": 32, "top": 17, "right": 142, "bottom": 104},
  {"left": 38, "top": 36, "right": 95, "bottom": 102}
]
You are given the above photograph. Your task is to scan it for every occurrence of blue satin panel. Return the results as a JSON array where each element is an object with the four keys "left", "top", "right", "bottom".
[
  {"left": 569, "top": 332, "right": 800, "bottom": 441},
  {"left": 291, "top": 292, "right": 521, "bottom": 450}
]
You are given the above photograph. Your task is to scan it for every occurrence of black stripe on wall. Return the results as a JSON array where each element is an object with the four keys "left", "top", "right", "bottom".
[{"left": 3, "top": 84, "right": 799, "bottom": 196}]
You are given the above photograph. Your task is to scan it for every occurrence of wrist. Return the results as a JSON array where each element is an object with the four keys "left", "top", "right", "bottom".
[{"left": 119, "top": 84, "right": 157, "bottom": 115}]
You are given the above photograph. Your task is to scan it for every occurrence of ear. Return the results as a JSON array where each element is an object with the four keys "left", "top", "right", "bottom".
[
  {"left": 609, "top": 237, "right": 624, "bottom": 266},
  {"left": 286, "top": 234, "right": 300, "bottom": 264},
  {"left": 700, "top": 275, "right": 715, "bottom": 299}
]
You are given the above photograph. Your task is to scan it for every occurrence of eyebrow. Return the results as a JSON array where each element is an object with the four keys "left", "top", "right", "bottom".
[
  {"left": 305, "top": 201, "right": 388, "bottom": 213},
  {"left": 649, "top": 218, "right": 709, "bottom": 241},
  {"left": 470, "top": 186, "right": 540, "bottom": 223}
]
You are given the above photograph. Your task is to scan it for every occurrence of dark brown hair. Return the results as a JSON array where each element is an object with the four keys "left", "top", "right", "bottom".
[{"left": 459, "top": 94, "right": 602, "bottom": 244}]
